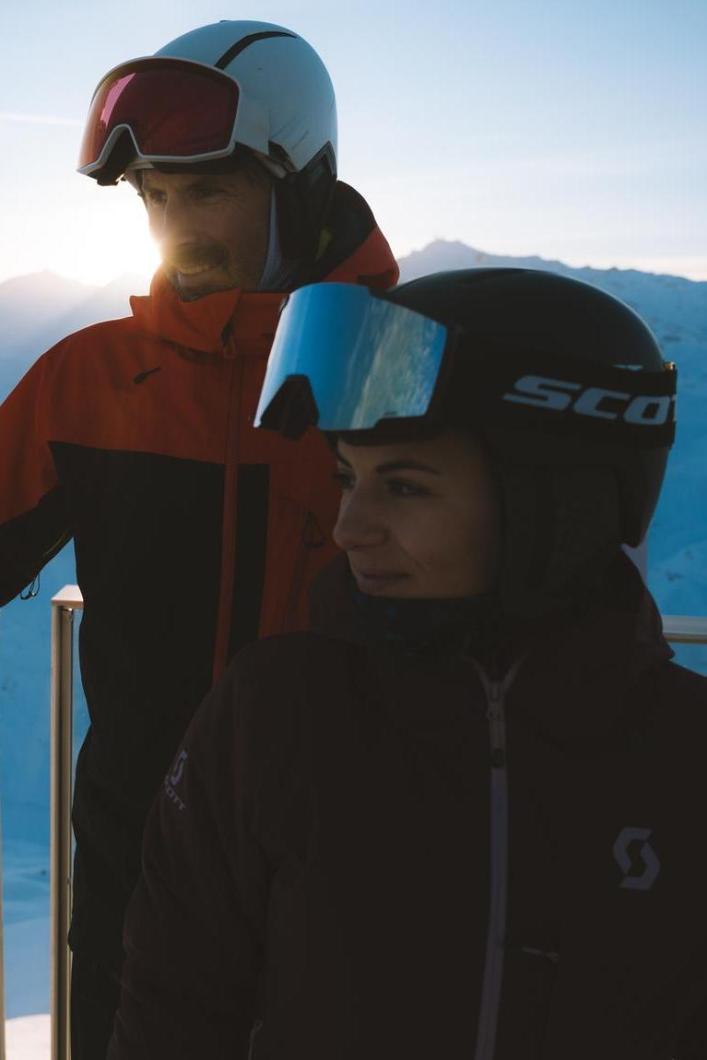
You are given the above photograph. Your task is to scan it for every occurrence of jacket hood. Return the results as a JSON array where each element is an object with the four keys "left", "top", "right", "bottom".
[{"left": 128, "top": 181, "right": 399, "bottom": 356}]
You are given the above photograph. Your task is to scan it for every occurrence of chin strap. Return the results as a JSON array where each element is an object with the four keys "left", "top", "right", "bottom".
[
  {"left": 257, "top": 188, "right": 303, "bottom": 291},
  {"left": 274, "top": 144, "right": 337, "bottom": 262}
]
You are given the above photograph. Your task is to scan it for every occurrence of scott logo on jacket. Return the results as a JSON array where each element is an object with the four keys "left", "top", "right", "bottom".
[{"left": 613, "top": 826, "right": 661, "bottom": 891}]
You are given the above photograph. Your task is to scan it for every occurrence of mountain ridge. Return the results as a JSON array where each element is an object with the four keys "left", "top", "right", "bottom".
[
  {"left": 1, "top": 241, "right": 703, "bottom": 391},
  {"left": 398, "top": 238, "right": 707, "bottom": 286}
]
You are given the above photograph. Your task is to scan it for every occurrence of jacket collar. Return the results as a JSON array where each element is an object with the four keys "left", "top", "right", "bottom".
[
  {"left": 506, "top": 554, "right": 673, "bottom": 753},
  {"left": 129, "top": 182, "right": 399, "bottom": 357},
  {"left": 129, "top": 272, "right": 283, "bottom": 355},
  {"left": 310, "top": 551, "right": 673, "bottom": 751},
  {"left": 308, "top": 182, "right": 399, "bottom": 290}
]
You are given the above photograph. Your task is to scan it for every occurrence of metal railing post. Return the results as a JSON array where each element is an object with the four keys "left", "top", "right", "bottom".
[
  {"left": 50, "top": 587, "right": 83, "bottom": 1060},
  {"left": 0, "top": 800, "right": 6, "bottom": 1060}
]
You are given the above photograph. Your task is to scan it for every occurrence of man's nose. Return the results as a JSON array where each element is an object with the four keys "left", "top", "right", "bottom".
[
  {"left": 333, "top": 493, "right": 388, "bottom": 551},
  {"left": 152, "top": 196, "right": 194, "bottom": 241}
]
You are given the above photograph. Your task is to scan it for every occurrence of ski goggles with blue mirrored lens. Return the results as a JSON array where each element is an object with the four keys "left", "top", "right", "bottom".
[
  {"left": 255, "top": 283, "right": 452, "bottom": 439},
  {"left": 256, "top": 281, "right": 677, "bottom": 446}
]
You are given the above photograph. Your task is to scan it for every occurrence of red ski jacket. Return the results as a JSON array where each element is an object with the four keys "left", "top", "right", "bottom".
[{"left": 0, "top": 182, "right": 398, "bottom": 965}]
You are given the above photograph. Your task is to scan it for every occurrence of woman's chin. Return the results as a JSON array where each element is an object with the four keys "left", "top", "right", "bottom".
[{"left": 353, "top": 572, "right": 412, "bottom": 596}]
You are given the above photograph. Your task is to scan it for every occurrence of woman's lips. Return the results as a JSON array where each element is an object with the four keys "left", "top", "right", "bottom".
[{"left": 351, "top": 569, "right": 408, "bottom": 593}]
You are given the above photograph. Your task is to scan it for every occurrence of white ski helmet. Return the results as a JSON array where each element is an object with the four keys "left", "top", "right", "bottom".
[{"left": 78, "top": 21, "right": 338, "bottom": 256}]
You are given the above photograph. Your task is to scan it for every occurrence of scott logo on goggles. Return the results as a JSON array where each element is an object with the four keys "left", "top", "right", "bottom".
[{"left": 503, "top": 375, "right": 675, "bottom": 425}]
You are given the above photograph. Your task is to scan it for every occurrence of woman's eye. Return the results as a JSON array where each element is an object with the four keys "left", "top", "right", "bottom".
[
  {"left": 331, "top": 472, "right": 428, "bottom": 497},
  {"left": 387, "top": 479, "right": 428, "bottom": 498}
]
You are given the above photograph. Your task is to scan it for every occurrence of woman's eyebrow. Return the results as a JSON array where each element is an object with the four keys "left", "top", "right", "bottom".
[
  {"left": 375, "top": 459, "right": 441, "bottom": 475},
  {"left": 335, "top": 451, "right": 440, "bottom": 476}
]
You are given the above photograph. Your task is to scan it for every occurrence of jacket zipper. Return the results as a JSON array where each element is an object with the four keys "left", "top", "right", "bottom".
[
  {"left": 212, "top": 344, "right": 243, "bottom": 683},
  {"left": 473, "top": 661, "right": 522, "bottom": 1060},
  {"left": 281, "top": 510, "right": 326, "bottom": 632}
]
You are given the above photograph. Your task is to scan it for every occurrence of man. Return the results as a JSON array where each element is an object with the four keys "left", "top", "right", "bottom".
[{"left": 0, "top": 20, "right": 398, "bottom": 1058}]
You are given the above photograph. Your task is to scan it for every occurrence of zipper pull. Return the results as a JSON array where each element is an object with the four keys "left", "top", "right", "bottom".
[
  {"left": 486, "top": 681, "right": 506, "bottom": 769},
  {"left": 490, "top": 746, "right": 506, "bottom": 769}
]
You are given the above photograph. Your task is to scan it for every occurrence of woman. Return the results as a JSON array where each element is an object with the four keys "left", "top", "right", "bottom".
[{"left": 109, "top": 270, "right": 706, "bottom": 1060}]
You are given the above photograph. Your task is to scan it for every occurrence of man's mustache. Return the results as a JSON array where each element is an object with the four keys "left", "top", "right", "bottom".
[{"left": 164, "top": 243, "right": 228, "bottom": 271}]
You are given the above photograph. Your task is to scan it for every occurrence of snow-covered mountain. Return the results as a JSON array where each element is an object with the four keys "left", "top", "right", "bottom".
[
  {"left": 398, "top": 240, "right": 706, "bottom": 352},
  {"left": 0, "top": 270, "right": 148, "bottom": 401},
  {"left": 0, "top": 247, "right": 705, "bottom": 844}
]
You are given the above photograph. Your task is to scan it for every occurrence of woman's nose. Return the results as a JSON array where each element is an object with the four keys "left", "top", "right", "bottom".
[{"left": 333, "top": 492, "right": 388, "bottom": 551}]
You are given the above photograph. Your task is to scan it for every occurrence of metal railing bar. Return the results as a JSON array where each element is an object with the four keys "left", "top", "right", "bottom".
[
  {"left": 662, "top": 615, "right": 707, "bottom": 644},
  {"left": 0, "top": 801, "right": 6, "bottom": 1060}
]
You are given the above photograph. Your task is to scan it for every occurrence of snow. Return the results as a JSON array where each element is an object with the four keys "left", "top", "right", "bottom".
[
  {"left": 1, "top": 840, "right": 50, "bottom": 1054},
  {"left": 652, "top": 541, "right": 707, "bottom": 615},
  {"left": 5, "top": 1015, "right": 50, "bottom": 1060},
  {"left": 2, "top": 841, "right": 50, "bottom": 1019}
]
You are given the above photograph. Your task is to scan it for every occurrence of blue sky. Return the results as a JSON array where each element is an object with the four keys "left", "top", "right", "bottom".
[{"left": 1, "top": 0, "right": 706, "bottom": 285}]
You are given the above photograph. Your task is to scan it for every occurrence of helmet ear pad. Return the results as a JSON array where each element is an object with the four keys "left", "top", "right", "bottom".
[
  {"left": 275, "top": 143, "right": 337, "bottom": 261},
  {"left": 497, "top": 463, "right": 622, "bottom": 619}
]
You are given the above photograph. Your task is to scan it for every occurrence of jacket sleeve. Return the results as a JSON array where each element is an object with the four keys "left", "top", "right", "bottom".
[
  {"left": 108, "top": 655, "right": 273, "bottom": 1060},
  {"left": 0, "top": 352, "right": 70, "bottom": 604}
]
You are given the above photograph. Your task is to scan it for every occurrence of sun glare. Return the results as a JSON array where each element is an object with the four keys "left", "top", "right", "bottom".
[{"left": 43, "top": 190, "right": 161, "bottom": 288}]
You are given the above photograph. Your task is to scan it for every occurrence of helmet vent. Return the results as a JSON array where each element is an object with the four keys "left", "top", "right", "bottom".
[{"left": 215, "top": 30, "right": 296, "bottom": 70}]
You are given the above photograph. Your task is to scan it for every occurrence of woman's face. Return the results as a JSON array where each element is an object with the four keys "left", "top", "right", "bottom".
[{"left": 332, "top": 431, "right": 500, "bottom": 598}]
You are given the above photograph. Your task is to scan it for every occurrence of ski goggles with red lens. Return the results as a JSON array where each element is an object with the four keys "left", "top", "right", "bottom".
[
  {"left": 255, "top": 283, "right": 452, "bottom": 439},
  {"left": 78, "top": 57, "right": 270, "bottom": 177}
]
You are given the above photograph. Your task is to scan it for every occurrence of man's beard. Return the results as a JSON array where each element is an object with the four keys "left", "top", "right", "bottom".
[{"left": 162, "top": 242, "right": 234, "bottom": 301}]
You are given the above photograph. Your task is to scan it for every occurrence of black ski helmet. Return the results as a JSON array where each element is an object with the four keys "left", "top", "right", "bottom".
[
  {"left": 256, "top": 267, "right": 676, "bottom": 617},
  {"left": 382, "top": 268, "right": 676, "bottom": 615}
]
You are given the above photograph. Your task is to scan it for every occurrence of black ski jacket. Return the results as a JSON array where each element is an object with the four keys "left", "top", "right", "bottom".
[{"left": 110, "top": 553, "right": 707, "bottom": 1059}]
